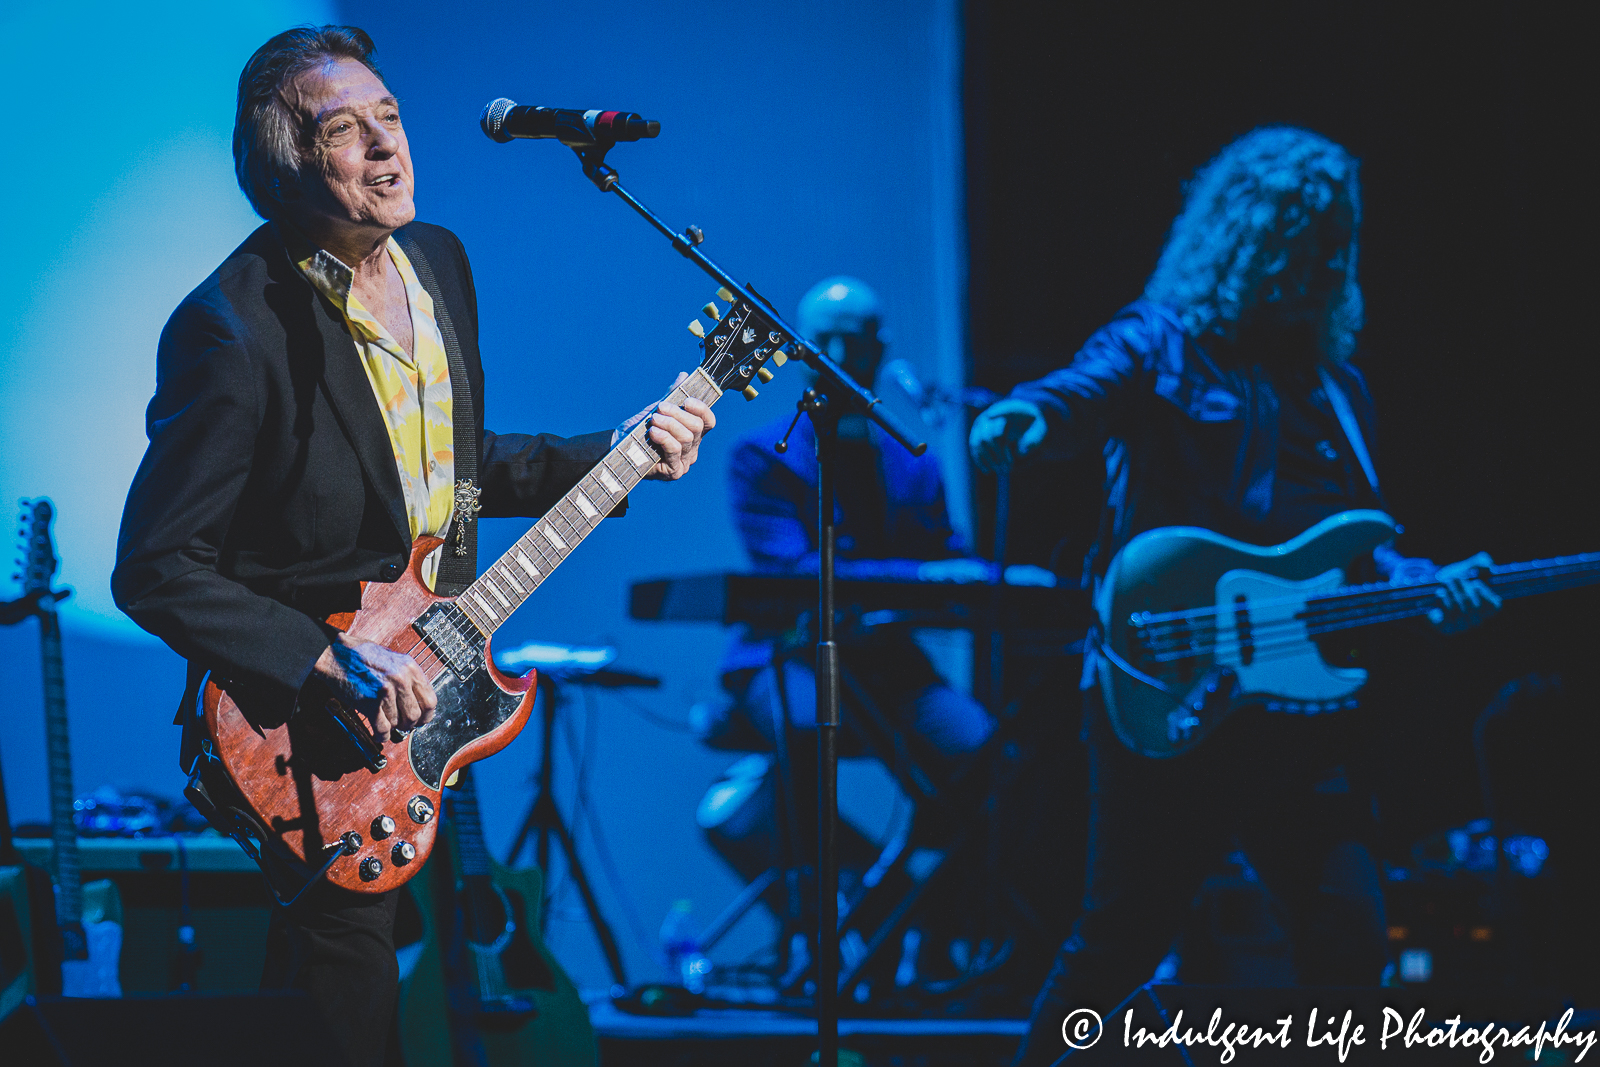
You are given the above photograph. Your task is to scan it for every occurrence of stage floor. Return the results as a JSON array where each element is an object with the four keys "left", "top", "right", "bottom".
[{"left": 591, "top": 1000, "right": 1027, "bottom": 1066}]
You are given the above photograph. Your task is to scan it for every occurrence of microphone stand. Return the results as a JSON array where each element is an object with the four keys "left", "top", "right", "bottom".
[{"left": 560, "top": 138, "right": 928, "bottom": 1066}]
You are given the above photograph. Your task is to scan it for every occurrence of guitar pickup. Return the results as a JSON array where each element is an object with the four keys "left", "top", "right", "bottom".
[{"left": 415, "top": 602, "right": 482, "bottom": 677}]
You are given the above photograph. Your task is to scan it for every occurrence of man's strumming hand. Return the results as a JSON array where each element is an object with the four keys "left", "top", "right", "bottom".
[{"left": 312, "top": 633, "right": 437, "bottom": 739}]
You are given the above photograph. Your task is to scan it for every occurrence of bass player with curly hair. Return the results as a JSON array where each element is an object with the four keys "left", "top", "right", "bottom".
[{"left": 970, "top": 127, "right": 1499, "bottom": 1066}]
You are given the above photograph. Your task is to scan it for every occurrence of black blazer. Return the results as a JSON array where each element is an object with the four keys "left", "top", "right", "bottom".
[{"left": 113, "top": 221, "right": 612, "bottom": 703}]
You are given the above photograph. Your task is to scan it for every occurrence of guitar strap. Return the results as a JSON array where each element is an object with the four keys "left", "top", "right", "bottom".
[
  {"left": 1317, "top": 366, "right": 1380, "bottom": 496},
  {"left": 393, "top": 229, "right": 480, "bottom": 597}
]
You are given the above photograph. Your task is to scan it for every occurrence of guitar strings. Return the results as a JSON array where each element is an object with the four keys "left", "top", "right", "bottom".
[
  {"left": 1139, "top": 559, "right": 1600, "bottom": 668},
  {"left": 1138, "top": 567, "right": 1600, "bottom": 668},
  {"left": 1139, "top": 564, "right": 1600, "bottom": 656},
  {"left": 1133, "top": 554, "right": 1600, "bottom": 643}
]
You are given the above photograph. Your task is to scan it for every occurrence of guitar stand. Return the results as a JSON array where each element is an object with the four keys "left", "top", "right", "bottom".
[{"left": 503, "top": 672, "right": 630, "bottom": 991}]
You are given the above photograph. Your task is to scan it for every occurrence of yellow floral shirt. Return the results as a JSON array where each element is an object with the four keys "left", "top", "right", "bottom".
[{"left": 297, "top": 237, "right": 455, "bottom": 588}]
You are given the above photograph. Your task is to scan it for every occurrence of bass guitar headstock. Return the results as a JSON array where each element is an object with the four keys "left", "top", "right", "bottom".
[
  {"left": 15, "top": 498, "right": 59, "bottom": 596},
  {"left": 689, "top": 286, "right": 792, "bottom": 401}
]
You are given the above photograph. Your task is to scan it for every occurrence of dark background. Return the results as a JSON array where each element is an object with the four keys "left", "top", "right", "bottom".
[{"left": 962, "top": 1, "right": 1598, "bottom": 856}]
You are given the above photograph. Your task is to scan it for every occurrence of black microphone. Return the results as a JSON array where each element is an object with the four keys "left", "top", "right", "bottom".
[{"left": 480, "top": 98, "right": 660, "bottom": 146}]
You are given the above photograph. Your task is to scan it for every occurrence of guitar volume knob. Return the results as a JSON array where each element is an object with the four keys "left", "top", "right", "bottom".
[
  {"left": 391, "top": 841, "right": 416, "bottom": 865},
  {"left": 359, "top": 857, "right": 383, "bottom": 881},
  {"left": 371, "top": 815, "right": 396, "bottom": 839}
]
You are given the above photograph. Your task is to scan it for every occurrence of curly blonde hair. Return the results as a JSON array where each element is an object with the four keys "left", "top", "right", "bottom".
[{"left": 1145, "top": 127, "right": 1364, "bottom": 360}]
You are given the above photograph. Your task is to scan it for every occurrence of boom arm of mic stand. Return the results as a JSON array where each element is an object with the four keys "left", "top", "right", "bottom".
[{"left": 573, "top": 147, "right": 927, "bottom": 458}]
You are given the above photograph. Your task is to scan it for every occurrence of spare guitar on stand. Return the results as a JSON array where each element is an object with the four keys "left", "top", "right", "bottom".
[
  {"left": 14, "top": 499, "right": 121, "bottom": 997},
  {"left": 397, "top": 763, "right": 596, "bottom": 1067}
]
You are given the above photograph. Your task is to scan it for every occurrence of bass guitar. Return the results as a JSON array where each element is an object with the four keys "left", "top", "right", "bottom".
[
  {"left": 17, "top": 500, "right": 122, "bottom": 996},
  {"left": 1099, "top": 509, "right": 1600, "bottom": 758},
  {"left": 397, "top": 764, "right": 597, "bottom": 1066},
  {"left": 201, "top": 288, "right": 790, "bottom": 893}
]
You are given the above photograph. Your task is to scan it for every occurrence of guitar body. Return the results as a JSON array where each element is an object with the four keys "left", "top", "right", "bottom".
[
  {"left": 397, "top": 780, "right": 598, "bottom": 1066},
  {"left": 1099, "top": 509, "right": 1398, "bottom": 758},
  {"left": 202, "top": 536, "right": 537, "bottom": 894},
  {"left": 59, "top": 881, "right": 123, "bottom": 999}
]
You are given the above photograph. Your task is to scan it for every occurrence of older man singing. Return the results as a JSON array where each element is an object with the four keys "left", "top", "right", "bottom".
[{"left": 113, "top": 25, "right": 711, "bottom": 1065}]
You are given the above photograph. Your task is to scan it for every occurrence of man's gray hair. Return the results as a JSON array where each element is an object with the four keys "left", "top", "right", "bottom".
[{"left": 233, "top": 25, "right": 387, "bottom": 220}]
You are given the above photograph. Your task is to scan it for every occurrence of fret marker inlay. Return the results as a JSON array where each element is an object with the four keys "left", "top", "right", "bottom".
[
  {"left": 599, "top": 468, "right": 623, "bottom": 494},
  {"left": 487, "top": 582, "right": 511, "bottom": 608},
  {"left": 502, "top": 568, "right": 525, "bottom": 595},
  {"left": 514, "top": 549, "right": 541, "bottom": 579},
  {"left": 625, "top": 441, "right": 651, "bottom": 468},
  {"left": 541, "top": 526, "right": 568, "bottom": 551},
  {"left": 472, "top": 591, "right": 498, "bottom": 618},
  {"left": 574, "top": 492, "right": 598, "bottom": 519}
]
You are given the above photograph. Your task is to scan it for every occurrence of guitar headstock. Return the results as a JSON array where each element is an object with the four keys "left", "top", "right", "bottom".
[
  {"left": 16, "top": 498, "right": 59, "bottom": 596},
  {"left": 689, "top": 286, "right": 792, "bottom": 401}
]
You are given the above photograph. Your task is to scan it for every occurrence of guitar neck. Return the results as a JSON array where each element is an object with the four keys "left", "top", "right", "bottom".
[
  {"left": 38, "top": 606, "right": 82, "bottom": 926},
  {"left": 446, "top": 767, "right": 495, "bottom": 878},
  {"left": 455, "top": 367, "right": 723, "bottom": 638},
  {"left": 1305, "top": 551, "right": 1600, "bottom": 634}
]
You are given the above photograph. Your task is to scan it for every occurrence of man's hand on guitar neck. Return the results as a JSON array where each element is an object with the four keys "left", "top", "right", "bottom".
[
  {"left": 616, "top": 372, "right": 717, "bottom": 481},
  {"left": 1428, "top": 552, "right": 1502, "bottom": 634},
  {"left": 312, "top": 633, "right": 438, "bottom": 739},
  {"left": 1389, "top": 550, "right": 1502, "bottom": 633}
]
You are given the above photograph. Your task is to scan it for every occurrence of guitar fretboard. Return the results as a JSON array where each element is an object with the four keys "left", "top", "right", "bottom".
[
  {"left": 1297, "top": 551, "right": 1600, "bottom": 633},
  {"left": 454, "top": 368, "right": 722, "bottom": 638},
  {"left": 39, "top": 606, "right": 82, "bottom": 927},
  {"left": 1136, "top": 550, "right": 1600, "bottom": 663},
  {"left": 446, "top": 767, "right": 495, "bottom": 878}
]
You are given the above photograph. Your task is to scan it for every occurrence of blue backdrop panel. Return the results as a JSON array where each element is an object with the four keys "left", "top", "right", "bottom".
[{"left": 0, "top": 0, "right": 965, "bottom": 989}]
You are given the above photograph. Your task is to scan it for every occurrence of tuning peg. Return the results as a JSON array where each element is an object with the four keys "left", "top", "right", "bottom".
[
  {"left": 756, "top": 367, "right": 774, "bottom": 383},
  {"left": 771, "top": 350, "right": 788, "bottom": 367},
  {"left": 716, "top": 286, "right": 734, "bottom": 303},
  {"left": 702, "top": 302, "right": 723, "bottom": 321},
  {"left": 741, "top": 385, "right": 759, "bottom": 401},
  {"left": 687, "top": 320, "right": 706, "bottom": 338}
]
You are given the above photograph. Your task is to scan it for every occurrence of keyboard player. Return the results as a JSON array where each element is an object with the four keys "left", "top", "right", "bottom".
[{"left": 699, "top": 277, "right": 996, "bottom": 890}]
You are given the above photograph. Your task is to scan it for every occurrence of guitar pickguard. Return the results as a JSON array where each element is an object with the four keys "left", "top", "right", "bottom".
[
  {"left": 408, "top": 667, "right": 525, "bottom": 790},
  {"left": 1213, "top": 566, "right": 1367, "bottom": 704},
  {"left": 1100, "top": 509, "right": 1399, "bottom": 757}
]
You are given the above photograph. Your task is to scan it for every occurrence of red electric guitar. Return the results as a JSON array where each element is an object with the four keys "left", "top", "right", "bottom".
[{"left": 199, "top": 289, "right": 788, "bottom": 894}]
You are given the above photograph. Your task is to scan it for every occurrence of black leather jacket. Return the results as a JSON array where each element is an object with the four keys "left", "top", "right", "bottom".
[{"left": 1010, "top": 300, "right": 1387, "bottom": 587}]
